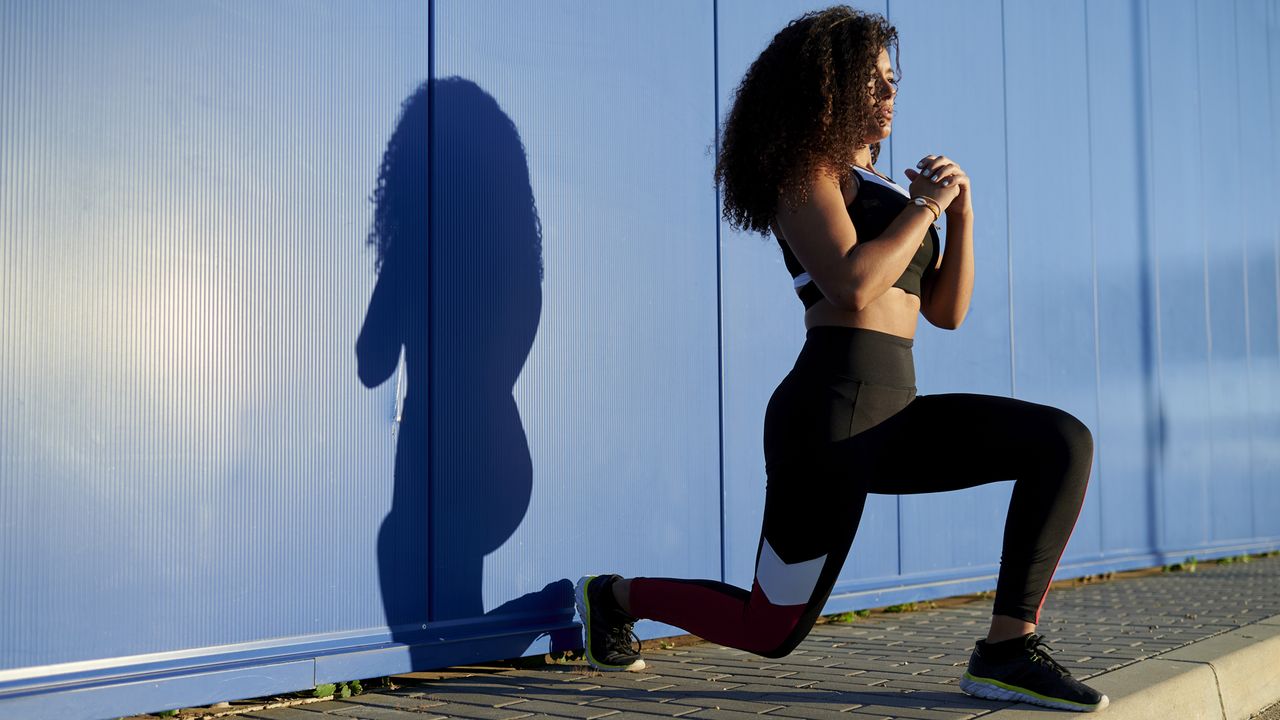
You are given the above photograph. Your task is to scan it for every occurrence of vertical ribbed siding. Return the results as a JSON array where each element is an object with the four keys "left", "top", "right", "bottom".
[
  {"left": 0, "top": 0, "right": 34, "bottom": 670},
  {"left": 0, "top": 1, "right": 427, "bottom": 671}
]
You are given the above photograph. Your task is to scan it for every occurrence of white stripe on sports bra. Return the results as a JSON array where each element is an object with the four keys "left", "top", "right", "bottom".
[
  {"left": 851, "top": 164, "right": 910, "bottom": 198},
  {"left": 852, "top": 165, "right": 942, "bottom": 233},
  {"left": 793, "top": 271, "right": 812, "bottom": 289}
]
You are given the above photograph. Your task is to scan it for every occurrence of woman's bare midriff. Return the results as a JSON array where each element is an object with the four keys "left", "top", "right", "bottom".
[{"left": 803, "top": 289, "right": 919, "bottom": 339}]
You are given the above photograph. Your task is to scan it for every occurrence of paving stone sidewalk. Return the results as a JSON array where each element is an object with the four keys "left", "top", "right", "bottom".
[{"left": 221, "top": 554, "right": 1280, "bottom": 720}]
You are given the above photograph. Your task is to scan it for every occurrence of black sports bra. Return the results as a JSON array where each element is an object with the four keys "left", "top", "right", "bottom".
[{"left": 775, "top": 164, "right": 940, "bottom": 310}]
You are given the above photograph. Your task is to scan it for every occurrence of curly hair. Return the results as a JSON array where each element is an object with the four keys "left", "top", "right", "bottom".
[
  {"left": 366, "top": 79, "right": 430, "bottom": 275},
  {"left": 714, "top": 5, "right": 899, "bottom": 236}
]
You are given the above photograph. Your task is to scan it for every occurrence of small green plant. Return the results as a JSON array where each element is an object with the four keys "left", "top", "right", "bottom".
[
  {"left": 155, "top": 712, "right": 179, "bottom": 718},
  {"left": 313, "top": 679, "right": 364, "bottom": 699},
  {"left": 1071, "top": 571, "right": 1114, "bottom": 584},
  {"left": 1163, "top": 556, "right": 1197, "bottom": 573},
  {"left": 823, "top": 608, "right": 870, "bottom": 623},
  {"left": 884, "top": 601, "right": 935, "bottom": 613}
]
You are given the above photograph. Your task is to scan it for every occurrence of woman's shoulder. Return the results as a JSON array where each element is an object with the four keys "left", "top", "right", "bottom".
[{"left": 776, "top": 160, "right": 859, "bottom": 211}]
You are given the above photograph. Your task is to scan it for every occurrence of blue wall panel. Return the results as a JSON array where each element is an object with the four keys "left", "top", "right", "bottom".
[
  {"left": 1003, "top": 0, "right": 1104, "bottom": 566},
  {"left": 1145, "top": 0, "right": 1214, "bottom": 554},
  {"left": 0, "top": 0, "right": 427, "bottom": 673},
  {"left": 1236, "top": 0, "right": 1280, "bottom": 541},
  {"left": 1085, "top": 0, "right": 1159, "bottom": 560},
  {"left": 1197, "top": 0, "right": 1255, "bottom": 548}
]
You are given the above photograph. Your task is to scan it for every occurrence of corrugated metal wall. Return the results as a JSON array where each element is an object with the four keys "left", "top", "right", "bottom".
[{"left": 1, "top": 0, "right": 1277, "bottom": 717}]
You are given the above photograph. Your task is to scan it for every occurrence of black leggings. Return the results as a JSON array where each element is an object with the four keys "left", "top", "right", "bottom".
[{"left": 630, "top": 325, "right": 1094, "bottom": 658}]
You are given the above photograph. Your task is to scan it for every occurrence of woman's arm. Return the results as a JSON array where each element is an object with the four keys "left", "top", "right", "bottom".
[
  {"left": 776, "top": 165, "right": 941, "bottom": 312},
  {"left": 355, "top": 266, "right": 403, "bottom": 388},
  {"left": 921, "top": 209, "right": 974, "bottom": 330}
]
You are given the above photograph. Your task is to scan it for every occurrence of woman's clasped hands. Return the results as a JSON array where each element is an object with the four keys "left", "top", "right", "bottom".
[{"left": 903, "top": 154, "right": 972, "bottom": 218}]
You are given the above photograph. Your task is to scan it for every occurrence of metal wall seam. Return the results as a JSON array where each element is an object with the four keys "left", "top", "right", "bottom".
[
  {"left": 1000, "top": 0, "right": 1016, "bottom": 399},
  {"left": 1231, "top": 0, "right": 1258, "bottom": 538},
  {"left": 713, "top": 0, "right": 727, "bottom": 586},
  {"left": 426, "top": 0, "right": 436, "bottom": 624},
  {"left": 1136, "top": 0, "right": 1165, "bottom": 554},
  {"left": 1083, "top": 0, "right": 1105, "bottom": 554},
  {"left": 1196, "top": 0, "right": 1215, "bottom": 546}
]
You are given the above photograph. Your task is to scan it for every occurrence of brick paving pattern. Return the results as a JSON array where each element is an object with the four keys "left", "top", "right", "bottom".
[{"left": 203, "top": 555, "right": 1280, "bottom": 720}]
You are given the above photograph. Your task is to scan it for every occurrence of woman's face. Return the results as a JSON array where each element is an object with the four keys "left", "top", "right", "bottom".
[{"left": 864, "top": 47, "right": 896, "bottom": 143}]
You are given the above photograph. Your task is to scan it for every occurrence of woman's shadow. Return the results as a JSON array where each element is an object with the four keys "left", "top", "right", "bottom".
[{"left": 356, "top": 77, "right": 575, "bottom": 666}]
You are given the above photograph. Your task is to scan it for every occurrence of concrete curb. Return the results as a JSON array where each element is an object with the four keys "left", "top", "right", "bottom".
[{"left": 976, "top": 614, "right": 1280, "bottom": 719}]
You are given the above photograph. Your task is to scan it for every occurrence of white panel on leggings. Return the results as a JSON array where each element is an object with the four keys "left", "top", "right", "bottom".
[{"left": 756, "top": 538, "right": 826, "bottom": 606}]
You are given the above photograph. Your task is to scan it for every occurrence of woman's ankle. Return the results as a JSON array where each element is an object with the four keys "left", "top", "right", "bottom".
[
  {"left": 986, "top": 613, "right": 1035, "bottom": 643},
  {"left": 611, "top": 578, "right": 632, "bottom": 616}
]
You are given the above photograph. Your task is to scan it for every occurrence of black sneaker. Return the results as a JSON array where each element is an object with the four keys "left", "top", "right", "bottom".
[
  {"left": 574, "top": 574, "right": 645, "bottom": 671},
  {"left": 960, "top": 633, "right": 1109, "bottom": 712}
]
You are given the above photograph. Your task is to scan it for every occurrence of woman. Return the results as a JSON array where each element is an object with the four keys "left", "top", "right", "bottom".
[{"left": 576, "top": 6, "right": 1107, "bottom": 713}]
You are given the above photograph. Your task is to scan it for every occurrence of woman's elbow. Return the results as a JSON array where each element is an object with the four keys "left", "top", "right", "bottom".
[
  {"left": 355, "top": 335, "right": 400, "bottom": 388},
  {"left": 357, "top": 358, "right": 395, "bottom": 389},
  {"left": 841, "top": 283, "right": 873, "bottom": 313},
  {"left": 923, "top": 306, "right": 961, "bottom": 330}
]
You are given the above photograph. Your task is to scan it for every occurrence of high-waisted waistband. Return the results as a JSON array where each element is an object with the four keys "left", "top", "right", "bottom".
[{"left": 792, "top": 325, "right": 915, "bottom": 387}]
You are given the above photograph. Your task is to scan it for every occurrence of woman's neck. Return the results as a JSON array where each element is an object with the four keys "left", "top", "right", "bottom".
[
  {"left": 851, "top": 147, "right": 878, "bottom": 174},
  {"left": 852, "top": 156, "right": 888, "bottom": 182}
]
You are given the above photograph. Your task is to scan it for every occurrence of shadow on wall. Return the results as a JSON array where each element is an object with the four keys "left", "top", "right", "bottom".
[{"left": 356, "top": 76, "right": 576, "bottom": 666}]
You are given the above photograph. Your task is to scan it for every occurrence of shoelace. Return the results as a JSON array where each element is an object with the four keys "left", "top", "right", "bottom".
[
  {"left": 604, "top": 617, "right": 643, "bottom": 658},
  {"left": 1025, "top": 634, "right": 1070, "bottom": 677}
]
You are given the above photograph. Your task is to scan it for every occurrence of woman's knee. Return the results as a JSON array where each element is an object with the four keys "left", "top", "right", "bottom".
[
  {"left": 1040, "top": 407, "right": 1094, "bottom": 474},
  {"left": 743, "top": 601, "right": 823, "bottom": 659},
  {"left": 751, "top": 621, "right": 810, "bottom": 659},
  {"left": 1058, "top": 409, "right": 1093, "bottom": 458}
]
